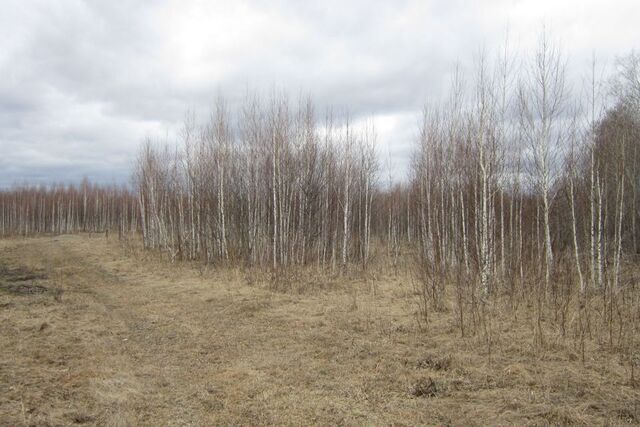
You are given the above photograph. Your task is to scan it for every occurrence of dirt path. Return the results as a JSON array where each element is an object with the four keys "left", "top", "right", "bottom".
[
  {"left": 1, "top": 235, "right": 639, "bottom": 426},
  {"left": 0, "top": 235, "right": 421, "bottom": 425}
]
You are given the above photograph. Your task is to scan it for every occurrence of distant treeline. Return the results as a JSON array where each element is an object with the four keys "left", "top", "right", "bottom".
[{"left": 0, "top": 181, "right": 137, "bottom": 237}]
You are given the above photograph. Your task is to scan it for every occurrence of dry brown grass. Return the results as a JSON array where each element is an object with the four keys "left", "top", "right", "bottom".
[{"left": 1, "top": 234, "right": 639, "bottom": 426}]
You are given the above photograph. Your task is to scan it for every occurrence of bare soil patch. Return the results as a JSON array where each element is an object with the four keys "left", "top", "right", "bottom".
[{"left": 0, "top": 264, "right": 48, "bottom": 295}]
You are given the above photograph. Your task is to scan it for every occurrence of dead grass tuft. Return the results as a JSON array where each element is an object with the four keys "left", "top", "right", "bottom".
[
  {"left": 409, "top": 377, "right": 445, "bottom": 397},
  {"left": 415, "top": 352, "right": 453, "bottom": 371}
]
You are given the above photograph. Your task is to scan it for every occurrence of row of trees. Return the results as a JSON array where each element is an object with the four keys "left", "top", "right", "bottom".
[{"left": 0, "top": 180, "right": 136, "bottom": 237}]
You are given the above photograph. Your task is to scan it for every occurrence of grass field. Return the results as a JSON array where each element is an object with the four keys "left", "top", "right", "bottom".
[{"left": 1, "top": 234, "right": 639, "bottom": 426}]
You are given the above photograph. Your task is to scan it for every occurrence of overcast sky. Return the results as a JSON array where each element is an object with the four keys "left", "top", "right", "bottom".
[{"left": 0, "top": 0, "right": 638, "bottom": 188}]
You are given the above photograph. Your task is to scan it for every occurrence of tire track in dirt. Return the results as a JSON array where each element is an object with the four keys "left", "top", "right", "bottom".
[
  {"left": 36, "top": 237, "right": 221, "bottom": 425},
  {"left": 1, "top": 237, "right": 154, "bottom": 424},
  {"left": 43, "top": 236, "right": 283, "bottom": 425}
]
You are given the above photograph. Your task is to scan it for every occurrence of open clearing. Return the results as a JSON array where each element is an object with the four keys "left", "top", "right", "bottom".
[{"left": 1, "top": 235, "right": 639, "bottom": 426}]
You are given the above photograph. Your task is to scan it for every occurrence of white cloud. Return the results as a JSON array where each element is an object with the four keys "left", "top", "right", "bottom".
[{"left": 0, "top": 0, "right": 638, "bottom": 187}]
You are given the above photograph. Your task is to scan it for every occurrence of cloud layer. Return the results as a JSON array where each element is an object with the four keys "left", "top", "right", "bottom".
[{"left": 1, "top": 0, "right": 638, "bottom": 187}]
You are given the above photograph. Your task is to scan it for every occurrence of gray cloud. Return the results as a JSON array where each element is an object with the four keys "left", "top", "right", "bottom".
[{"left": 0, "top": 0, "right": 638, "bottom": 188}]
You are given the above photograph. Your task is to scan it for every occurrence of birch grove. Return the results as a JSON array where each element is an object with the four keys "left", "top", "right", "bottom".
[
  {"left": 1, "top": 43, "right": 639, "bottom": 351},
  {"left": 131, "top": 94, "right": 382, "bottom": 273}
]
